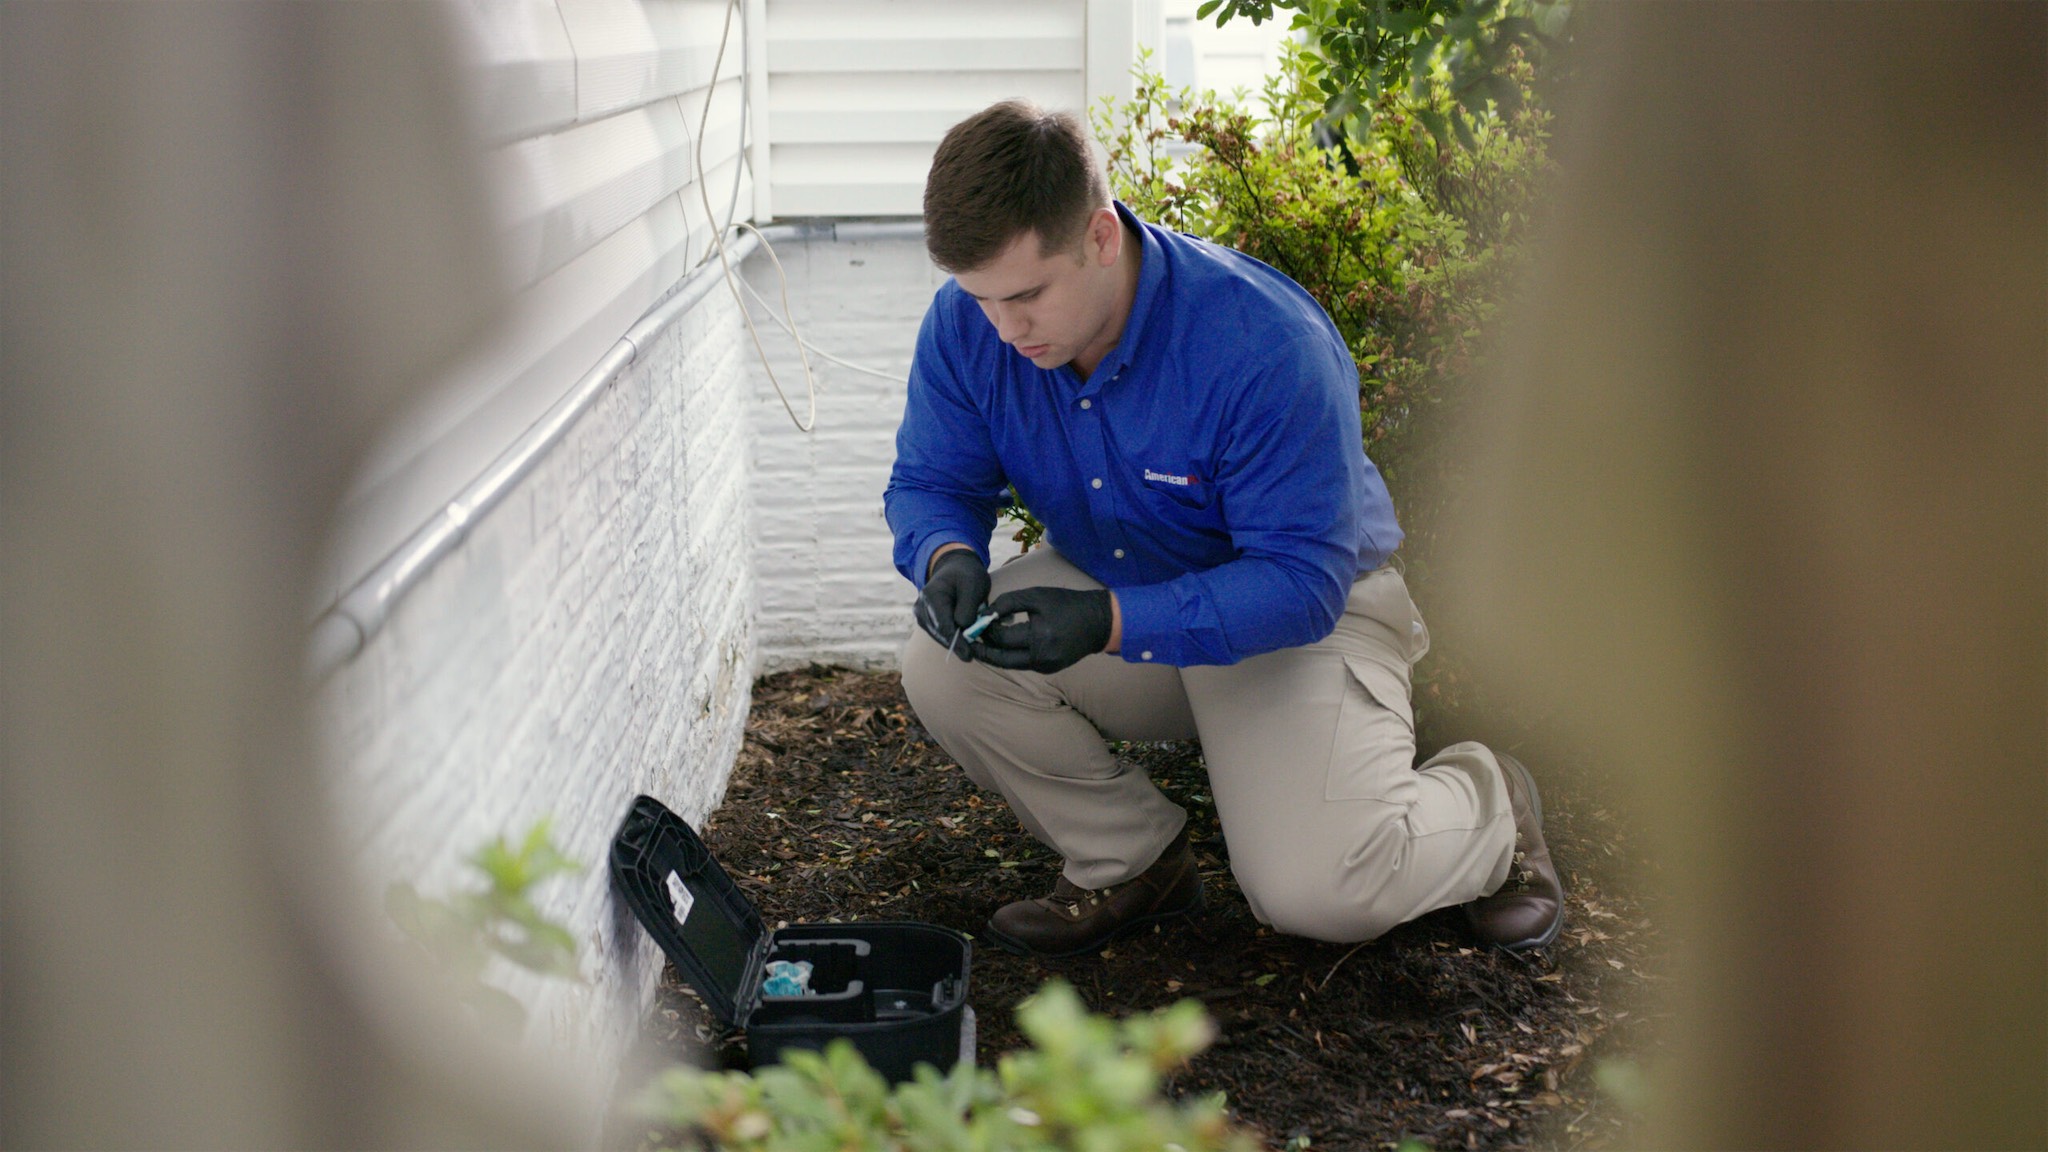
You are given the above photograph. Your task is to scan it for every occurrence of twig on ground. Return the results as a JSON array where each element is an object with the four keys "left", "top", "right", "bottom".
[{"left": 1320, "top": 940, "right": 1374, "bottom": 990}]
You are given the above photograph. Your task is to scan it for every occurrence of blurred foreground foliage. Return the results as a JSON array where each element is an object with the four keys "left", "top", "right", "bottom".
[
  {"left": 640, "top": 980, "right": 1261, "bottom": 1151},
  {"left": 386, "top": 819, "right": 582, "bottom": 1036}
]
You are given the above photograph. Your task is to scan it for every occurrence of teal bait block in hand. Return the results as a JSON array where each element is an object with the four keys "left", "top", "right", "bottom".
[{"left": 962, "top": 608, "right": 999, "bottom": 641}]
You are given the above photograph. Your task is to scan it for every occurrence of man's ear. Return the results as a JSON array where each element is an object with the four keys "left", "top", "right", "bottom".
[{"left": 1086, "top": 206, "right": 1122, "bottom": 267}]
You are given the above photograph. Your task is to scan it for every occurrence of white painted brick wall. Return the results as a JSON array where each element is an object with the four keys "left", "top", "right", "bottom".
[
  {"left": 742, "top": 227, "right": 1022, "bottom": 671},
  {"left": 313, "top": 226, "right": 1016, "bottom": 1115},
  {"left": 317, "top": 288, "right": 755, "bottom": 1115}
]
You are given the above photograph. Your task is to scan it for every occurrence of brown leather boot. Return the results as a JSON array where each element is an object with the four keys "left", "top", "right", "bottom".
[
  {"left": 986, "top": 829, "right": 1204, "bottom": 958},
  {"left": 1464, "top": 753, "right": 1566, "bottom": 951}
]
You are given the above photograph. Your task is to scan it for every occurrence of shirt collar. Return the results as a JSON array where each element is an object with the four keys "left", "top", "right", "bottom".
[{"left": 1086, "top": 201, "right": 1164, "bottom": 383}]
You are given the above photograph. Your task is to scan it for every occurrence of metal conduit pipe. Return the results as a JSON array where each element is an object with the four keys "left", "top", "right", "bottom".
[
  {"left": 307, "top": 227, "right": 765, "bottom": 679},
  {"left": 306, "top": 218, "right": 928, "bottom": 679}
]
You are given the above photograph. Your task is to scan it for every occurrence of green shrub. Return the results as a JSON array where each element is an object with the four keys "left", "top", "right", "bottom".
[
  {"left": 1095, "top": 43, "right": 1546, "bottom": 478},
  {"left": 639, "top": 980, "right": 1261, "bottom": 1151},
  {"left": 1199, "top": 0, "right": 1573, "bottom": 152},
  {"left": 1096, "top": 42, "right": 1456, "bottom": 463},
  {"left": 1084, "top": 44, "right": 1551, "bottom": 734},
  {"left": 999, "top": 484, "right": 1046, "bottom": 553}
]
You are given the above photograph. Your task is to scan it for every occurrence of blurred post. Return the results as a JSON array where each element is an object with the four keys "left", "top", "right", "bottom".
[
  {"left": 1, "top": 3, "right": 576, "bottom": 1146},
  {"left": 1449, "top": 3, "right": 2045, "bottom": 1148}
]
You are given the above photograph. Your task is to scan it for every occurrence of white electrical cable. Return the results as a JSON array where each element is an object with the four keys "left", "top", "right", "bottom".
[
  {"left": 735, "top": 274, "right": 910, "bottom": 384},
  {"left": 695, "top": 0, "right": 819, "bottom": 433},
  {"left": 716, "top": 3, "right": 749, "bottom": 246}
]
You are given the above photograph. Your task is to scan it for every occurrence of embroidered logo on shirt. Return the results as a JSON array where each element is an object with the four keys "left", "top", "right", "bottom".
[{"left": 1143, "top": 468, "right": 1198, "bottom": 486}]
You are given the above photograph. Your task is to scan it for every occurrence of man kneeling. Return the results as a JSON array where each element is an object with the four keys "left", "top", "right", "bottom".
[{"left": 884, "top": 101, "right": 1563, "bottom": 958}]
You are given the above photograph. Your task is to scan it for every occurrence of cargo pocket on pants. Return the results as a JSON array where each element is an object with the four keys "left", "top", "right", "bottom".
[{"left": 1323, "top": 655, "right": 1418, "bottom": 802}]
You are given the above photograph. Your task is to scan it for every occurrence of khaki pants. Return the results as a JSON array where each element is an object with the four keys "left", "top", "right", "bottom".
[{"left": 900, "top": 547, "right": 1518, "bottom": 943}]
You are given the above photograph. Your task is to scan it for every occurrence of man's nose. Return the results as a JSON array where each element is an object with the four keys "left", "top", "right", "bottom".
[{"left": 993, "top": 305, "right": 1027, "bottom": 344}]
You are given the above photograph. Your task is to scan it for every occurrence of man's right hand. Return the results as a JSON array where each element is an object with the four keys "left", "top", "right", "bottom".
[{"left": 915, "top": 548, "right": 991, "bottom": 661}]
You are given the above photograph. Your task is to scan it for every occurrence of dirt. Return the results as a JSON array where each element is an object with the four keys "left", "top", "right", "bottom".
[{"left": 640, "top": 665, "right": 1663, "bottom": 1151}]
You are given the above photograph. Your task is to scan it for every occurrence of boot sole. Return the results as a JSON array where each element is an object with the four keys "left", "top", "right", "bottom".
[{"left": 984, "top": 887, "right": 1206, "bottom": 960}]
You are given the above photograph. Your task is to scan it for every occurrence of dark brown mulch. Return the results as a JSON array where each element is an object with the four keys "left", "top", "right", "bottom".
[{"left": 642, "top": 665, "right": 1662, "bottom": 1151}]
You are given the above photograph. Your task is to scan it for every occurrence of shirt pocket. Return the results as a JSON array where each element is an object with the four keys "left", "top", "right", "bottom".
[
  {"left": 1137, "top": 474, "right": 1218, "bottom": 526},
  {"left": 1136, "top": 484, "right": 1225, "bottom": 545}
]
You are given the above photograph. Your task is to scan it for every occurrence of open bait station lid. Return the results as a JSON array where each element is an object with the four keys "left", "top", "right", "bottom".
[{"left": 610, "top": 794, "right": 973, "bottom": 1082}]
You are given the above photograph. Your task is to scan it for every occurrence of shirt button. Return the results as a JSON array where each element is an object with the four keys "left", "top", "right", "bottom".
[
  {"left": 1079, "top": 398, "right": 1092, "bottom": 410},
  {"left": 1113, "top": 549, "right": 1125, "bottom": 558},
  {"left": 1140, "top": 650, "right": 1154, "bottom": 661},
  {"left": 1091, "top": 478, "right": 1102, "bottom": 489}
]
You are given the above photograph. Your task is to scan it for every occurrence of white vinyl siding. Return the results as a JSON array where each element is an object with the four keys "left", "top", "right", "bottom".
[
  {"left": 758, "top": 0, "right": 1145, "bottom": 219},
  {"left": 331, "top": 0, "right": 1160, "bottom": 596},
  {"left": 327, "top": 0, "right": 753, "bottom": 601},
  {"left": 459, "top": 0, "right": 580, "bottom": 143}
]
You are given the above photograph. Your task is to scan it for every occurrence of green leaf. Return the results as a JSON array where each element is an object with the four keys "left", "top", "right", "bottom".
[
  {"left": 1383, "top": 9, "right": 1431, "bottom": 36},
  {"left": 1414, "top": 105, "right": 1450, "bottom": 150},
  {"left": 1450, "top": 106, "right": 1479, "bottom": 151}
]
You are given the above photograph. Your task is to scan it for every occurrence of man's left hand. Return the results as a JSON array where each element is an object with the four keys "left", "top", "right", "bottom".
[{"left": 970, "top": 586, "right": 1114, "bottom": 674}]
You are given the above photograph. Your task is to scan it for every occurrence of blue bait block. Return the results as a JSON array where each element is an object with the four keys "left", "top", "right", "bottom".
[{"left": 762, "top": 959, "right": 814, "bottom": 997}]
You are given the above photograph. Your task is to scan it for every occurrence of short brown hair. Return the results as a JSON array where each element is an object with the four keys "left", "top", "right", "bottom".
[{"left": 922, "top": 100, "right": 1110, "bottom": 273}]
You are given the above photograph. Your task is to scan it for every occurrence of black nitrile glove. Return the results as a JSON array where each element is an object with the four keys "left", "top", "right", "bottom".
[
  {"left": 915, "top": 549, "right": 991, "bottom": 660},
  {"left": 969, "top": 586, "right": 1114, "bottom": 675}
]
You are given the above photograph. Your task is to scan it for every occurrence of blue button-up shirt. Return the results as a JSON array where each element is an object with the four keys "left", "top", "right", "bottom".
[{"left": 885, "top": 203, "right": 1402, "bottom": 666}]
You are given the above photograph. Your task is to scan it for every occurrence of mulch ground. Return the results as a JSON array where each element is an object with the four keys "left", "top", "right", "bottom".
[{"left": 641, "top": 665, "right": 1663, "bottom": 1151}]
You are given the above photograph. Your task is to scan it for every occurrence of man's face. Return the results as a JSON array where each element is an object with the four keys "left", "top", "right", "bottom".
[{"left": 952, "top": 211, "right": 1125, "bottom": 375}]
